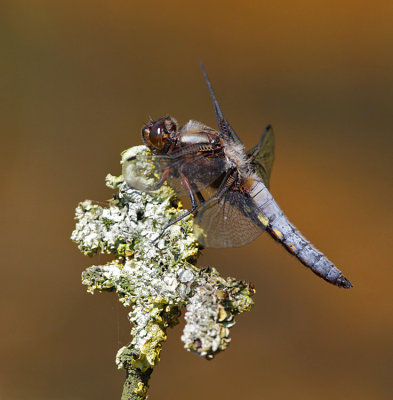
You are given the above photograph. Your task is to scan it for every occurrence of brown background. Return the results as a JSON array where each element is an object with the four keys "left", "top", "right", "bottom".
[{"left": 2, "top": 1, "right": 393, "bottom": 399}]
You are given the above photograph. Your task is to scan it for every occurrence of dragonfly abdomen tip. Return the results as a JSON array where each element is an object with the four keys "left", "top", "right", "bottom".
[{"left": 336, "top": 275, "right": 353, "bottom": 289}]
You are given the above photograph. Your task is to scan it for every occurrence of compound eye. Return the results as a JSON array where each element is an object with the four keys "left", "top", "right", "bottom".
[{"left": 149, "top": 120, "right": 167, "bottom": 150}]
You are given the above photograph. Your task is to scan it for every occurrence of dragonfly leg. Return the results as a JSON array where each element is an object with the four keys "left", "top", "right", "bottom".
[
  {"left": 149, "top": 167, "right": 171, "bottom": 191},
  {"left": 194, "top": 187, "right": 205, "bottom": 203},
  {"left": 194, "top": 168, "right": 237, "bottom": 215},
  {"left": 153, "top": 172, "right": 203, "bottom": 244},
  {"left": 163, "top": 173, "right": 200, "bottom": 229},
  {"left": 155, "top": 169, "right": 235, "bottom": 243}
]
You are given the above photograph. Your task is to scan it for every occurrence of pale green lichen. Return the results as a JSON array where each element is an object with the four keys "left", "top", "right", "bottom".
[{"left": 71, "top": 145, "right": 256, "bottom": 399}]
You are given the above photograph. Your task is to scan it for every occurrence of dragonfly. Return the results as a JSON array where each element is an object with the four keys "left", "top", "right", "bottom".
[{"left": 123, "top": 63, "right": 353, "bottom": 289}]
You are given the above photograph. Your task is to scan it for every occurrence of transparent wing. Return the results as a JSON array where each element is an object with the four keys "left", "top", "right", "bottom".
[
  {"left": 193, "top": 185, "right": 268, "bottom": 248},
  {"left": 200, "top": 62, "right": 243, "bottom": 145},
  {"left": 247, "top": 125, "right": 275, "bottom": 188},
  {"left": 122, "top": 150, "right": 227, "bottom": 197},
  {"left": 122, "top": 152, "right": 171, "bottom": 192}
]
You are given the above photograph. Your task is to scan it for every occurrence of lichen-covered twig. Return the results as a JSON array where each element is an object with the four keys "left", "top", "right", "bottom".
[{"left": 71, "top": 146, "right": 256, "bottom": 399}]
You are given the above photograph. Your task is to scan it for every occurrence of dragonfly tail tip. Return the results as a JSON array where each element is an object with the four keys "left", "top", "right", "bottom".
[{"left": 336, "top": 275, "right": 353, "bottom": 289}]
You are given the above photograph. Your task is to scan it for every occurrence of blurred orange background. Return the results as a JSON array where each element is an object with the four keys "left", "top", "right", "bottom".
[{"left": 2, "top": 1, "right": 392, "bottom": 399}]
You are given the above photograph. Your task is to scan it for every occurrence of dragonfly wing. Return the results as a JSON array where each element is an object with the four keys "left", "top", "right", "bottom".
[
  {"left": 122, "top": 151, "right": 227, "bottom": 197},
  {"left": 193, "top": 186, "right": 268, "bottom": 248},
  {"left": 200, "top": 62, "right": 243, "bottom": 146},
  {"left": 122, "top": 152, "right": 171, "bottom": 192},
  {"left": 247, "top": 125, "right": 275, "bottom": 188}
]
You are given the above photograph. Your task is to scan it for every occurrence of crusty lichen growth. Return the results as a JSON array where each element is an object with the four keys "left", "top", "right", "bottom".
[
  {"left": 71, "top": 145, "right": 256, "bottom": 400},
  {"left": 182, "top": 268, "right": 255, "bottom": 359}
]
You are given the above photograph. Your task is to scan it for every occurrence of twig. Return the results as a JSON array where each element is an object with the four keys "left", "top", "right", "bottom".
[{"left": 71, "top": 146, "right": 256, "bottom": 399}]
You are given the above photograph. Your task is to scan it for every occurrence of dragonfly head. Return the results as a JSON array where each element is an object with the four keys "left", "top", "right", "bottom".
[{"left": 142, "top": 116, "right": 178, "bottom": 152}]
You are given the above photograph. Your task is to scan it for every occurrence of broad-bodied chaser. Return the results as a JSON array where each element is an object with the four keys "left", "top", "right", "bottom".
[{"left": 123, "top": 64, "right": 352, "bottom": 289}]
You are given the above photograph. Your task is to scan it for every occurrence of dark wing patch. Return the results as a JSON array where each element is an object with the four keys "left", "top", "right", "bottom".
[
  {"left": 122, "top": 151, "right": 227, "bottom": 197},
  {"left": 247, "top": 125, "right": 275, "bottom": 188}
]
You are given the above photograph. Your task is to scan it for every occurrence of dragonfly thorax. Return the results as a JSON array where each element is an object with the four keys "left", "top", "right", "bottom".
[{"left": 223, "top": 141, "right": 248, "bottom": 176}]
